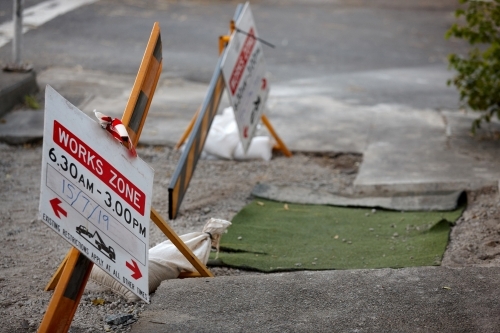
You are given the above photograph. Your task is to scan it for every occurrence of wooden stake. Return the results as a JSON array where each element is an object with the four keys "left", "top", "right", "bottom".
[
  {"left": 261, "top": 114, "right": 292, "bottom": 157},
  {"left": 38, "top": 248, "right": 93, "bottom": 333},
  {"left": 44, "top": 250, "right": 70, "bottom": 291},
  {"left": 179, "top": 271, "right": 202, "bottom": 278}
]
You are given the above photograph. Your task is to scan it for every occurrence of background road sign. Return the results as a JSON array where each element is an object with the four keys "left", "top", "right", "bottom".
[
  {"left": 168, "top": 4, "right": 245, "bottom": 220},
  {"left": 39, "top": 86, "right": 154, "bottom": 302},
  {"left": 221, "top": 2, "right": 269, "bottom": 153}
]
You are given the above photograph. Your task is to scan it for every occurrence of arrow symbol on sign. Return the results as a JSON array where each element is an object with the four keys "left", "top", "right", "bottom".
[
  {"left": 126, "top": 259, "right": 142, "bottom": 280},
  {"left": 50, "top": 198, "right": 67, "bottom": 219}
]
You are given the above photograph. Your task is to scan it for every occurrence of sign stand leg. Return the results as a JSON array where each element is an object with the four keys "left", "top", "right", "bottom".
[
  {"left": 150, "top": 208, "right": 213, "bottom": 277},
  {"left": 261, "top": 114, "right": 292, "bottom": 157},
  {"left": 44, "top": 250, "right": 70, "bottom": 291},
  {"left": 38, "top": 248, "right": 93, "bottom": 333}
]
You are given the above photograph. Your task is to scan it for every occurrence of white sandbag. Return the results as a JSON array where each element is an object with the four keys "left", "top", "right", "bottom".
[
  {"left": 234, "top": 136, "right": 274, "bottom": 161},
  {"left": 203, "top": 107, "right": 240, "bottom": 159},
  {"left": 90, "top": 218, "right": 231, "bottom": 302},
  {"left": 182, "top": 106, "right": 273, "bottom": 161}
]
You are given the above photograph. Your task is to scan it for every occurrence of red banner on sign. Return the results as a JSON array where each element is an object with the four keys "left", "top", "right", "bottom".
[
  {"left": 53, "top": 120, "right": 146, "bottom": 216},
  {"left": 229, "top": 28, "right": 256, "bottom": 95}
]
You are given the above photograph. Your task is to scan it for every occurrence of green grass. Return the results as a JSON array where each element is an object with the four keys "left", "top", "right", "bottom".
[{"left": 209, "top": 199, "right": 464, "bottom": 272}]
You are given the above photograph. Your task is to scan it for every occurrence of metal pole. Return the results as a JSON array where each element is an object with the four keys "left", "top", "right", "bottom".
[{"left": 13, "top": 0, "right": 23, "bottom": 65}]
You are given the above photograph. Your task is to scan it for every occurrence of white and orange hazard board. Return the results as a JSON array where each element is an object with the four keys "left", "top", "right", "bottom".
[
  {"left": 38, "top": 86, "right": 154, "bottom": 302},
  {"left": 221, "top": 2, "right": 269, "bottom": 153}
]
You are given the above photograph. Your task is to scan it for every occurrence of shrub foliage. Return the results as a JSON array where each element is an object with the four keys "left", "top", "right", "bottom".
[{"left": 446, "top": 0, "right": 500, "bottom": 133}]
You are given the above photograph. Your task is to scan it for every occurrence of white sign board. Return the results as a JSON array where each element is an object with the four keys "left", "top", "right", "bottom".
[
  {"left": 221, "top": 2, "right": 270, "bottom": 153},
  {"left": 39, "top": 86, "right": 154, "bottom": 302}
]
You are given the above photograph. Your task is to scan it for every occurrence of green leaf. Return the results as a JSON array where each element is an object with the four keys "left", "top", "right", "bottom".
[{"left": 447, "top": 0, "right": 500, "bottom": 130}]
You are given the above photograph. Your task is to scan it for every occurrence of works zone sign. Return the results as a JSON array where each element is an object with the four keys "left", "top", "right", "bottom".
[
  {"left": 39, "top": 86, "right": 154, "bottom": 302},
  {"left": 221, "top": 2, "right": 270, "bottom": 153}
]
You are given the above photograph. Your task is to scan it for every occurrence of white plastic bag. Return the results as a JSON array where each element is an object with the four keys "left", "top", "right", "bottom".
[
  {"left": 234, "top": 136, "right": 274, "bottom": 161},
  {"left": 90, "top": 218, "right": 231, "bottom": 302},
  {"left": 203, "top": 107, "right": 240, "bottom": 159},
  {"left": 181, "top": 106, "right": 273, "bottom": 160}
]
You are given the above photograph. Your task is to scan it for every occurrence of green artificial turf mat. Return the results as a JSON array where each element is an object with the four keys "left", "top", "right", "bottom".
[{"left": 209, "top": 199, "right": 464, "bottom": 272}]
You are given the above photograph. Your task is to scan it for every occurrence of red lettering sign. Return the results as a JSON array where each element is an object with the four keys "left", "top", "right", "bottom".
[
  {"left": 229, "top": 28, "right": 256, "bottom": 95},
  {"left": 53, "top": 120, "right": 146, "bottom": 216}
]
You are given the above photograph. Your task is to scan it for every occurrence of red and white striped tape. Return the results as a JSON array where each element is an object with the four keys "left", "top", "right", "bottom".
[{"left": 94, "top": 111, "right": 137, "bottom": 158}]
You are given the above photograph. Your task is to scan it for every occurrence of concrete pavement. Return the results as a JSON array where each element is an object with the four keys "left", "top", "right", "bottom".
[
  {"left": 131, "top": 267, "right": 500, "bottom": 333},
  {"left": 0, "top": 70, "right": 37, "bottom": 117}
]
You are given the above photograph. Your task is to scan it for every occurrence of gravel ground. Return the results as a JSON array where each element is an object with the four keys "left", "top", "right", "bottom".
[{"left": 0, "top": 142, "right": 498, "bottom": 332}]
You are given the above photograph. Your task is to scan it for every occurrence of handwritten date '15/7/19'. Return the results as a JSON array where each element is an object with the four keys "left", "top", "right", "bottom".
[
  {"left": 49, "top": 147, "right": 144, "bottom": 236},
  {"left": 61, "top": 178, "right": 110, "bottom": 230}
]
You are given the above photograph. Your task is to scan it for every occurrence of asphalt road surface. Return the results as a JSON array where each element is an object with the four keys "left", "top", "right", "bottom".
[{"left": 0, "top": 0, "right": 468, "bottom": 109}]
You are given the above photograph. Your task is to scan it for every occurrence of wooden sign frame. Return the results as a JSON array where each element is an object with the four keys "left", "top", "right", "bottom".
[
  {"left": 170, "top": 3, "right": 291, "bottom": 220},
  {"left": 39, "top": 22, "right": 212, "bottom": 333}
]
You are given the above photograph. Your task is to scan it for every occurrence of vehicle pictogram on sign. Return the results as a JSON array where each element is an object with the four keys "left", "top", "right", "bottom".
[{"left": 76, "top": 225, "right": 116, "bottom": 262}]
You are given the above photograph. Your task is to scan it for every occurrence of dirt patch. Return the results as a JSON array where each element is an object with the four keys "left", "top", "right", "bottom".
[
  {"left": 0, "top": 142, "right": 498, "bottom": 332},
  {"left": 442, "top": 186, "right": 500, "bottom": 267}
]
